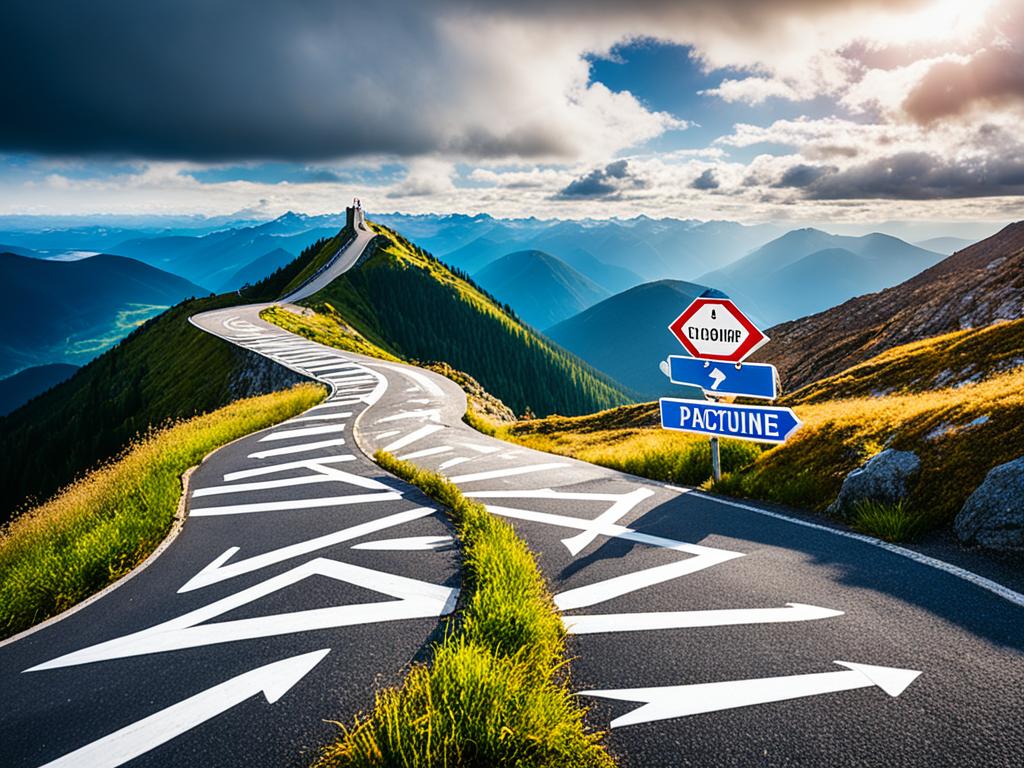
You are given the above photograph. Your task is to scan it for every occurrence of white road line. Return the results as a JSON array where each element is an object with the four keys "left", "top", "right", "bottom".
[
  {"left": 368, "top": 363, "right": 445, "bottom": 396},
  {"left": 438, "top": 457, "right": 472, "bottom": 470},
  {"left": 352, "top": 536, "right": 453, "bottom": 551},
  {"left": 563, "top": 603, "right": 844, "bottom": 634},
  {"left": 306, "top": 401, "right": 358, "bottom": 411},
  {"left": 581, "top": 662, "right": 922, "bottom": 728},
  {"left": 190, "top": 492, "right": 402, "bottom": 517},
  {"left": 36, "top": 650, "right": 331, "bottom": 768},
  {"left": 179, "top": 508, "right": 438, "bottom": 591},
  {"left": 397, "top": 446, "right": 453, "bottom": 461},
  {"left": 561, "top": 488, "right": 656, "bottom": 556},
  {"left": 376, "top": 409, "right": 441, "bottom": 423},
  {"left": 284, "top": 413, "right": 352, "bottom": 423},
  {"left": 225, "top": 456, "right": 354, "bottom": 481},
  {"left": 690, "top": 490, "right": 1024, "bottom": 609},
  {"left": 248, "top": 439, "right": 347, "bottom": 459},
  {"left": 447, "top": 463, "right": 568, "bottom": 484},
  {"left": 193, "top": 474, "right": 343, "bottom": 497},
  {"left": 259, "top": 424, "right": 346, "bottom": 441},
  {"left": 31, "top": 559, "right": 457, "bottom": 669},
  {"left": 459, "top": 443, "right": 501, "bottom": 454},
  {"left": 383, "top": 425, "right": 445, "bottom": 452}
]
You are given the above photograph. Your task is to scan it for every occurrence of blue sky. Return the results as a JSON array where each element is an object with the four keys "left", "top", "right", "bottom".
[{"left": 0, "top": 0, "right": 1021, "bottom": 231}]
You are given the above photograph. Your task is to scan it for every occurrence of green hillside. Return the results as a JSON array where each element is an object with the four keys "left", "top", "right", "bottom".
[
  {"left": 271, "top": 223, "right": 634, "bottom": 417},
  {"left": 0, "top": 237, "right": 335, "bottom": 520}
]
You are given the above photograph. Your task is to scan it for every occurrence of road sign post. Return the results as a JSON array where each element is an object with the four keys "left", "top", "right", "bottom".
[{"left": 662, "top": 296, "right": 799, "bottom": 478}]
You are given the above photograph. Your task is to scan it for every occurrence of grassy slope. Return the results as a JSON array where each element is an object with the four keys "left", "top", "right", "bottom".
[
  {"left": 491, "top": 320, "right": 1024, "bottom": 539},
  {"left": 316, "top": 452, "right": 612, "bottom": 767},
  {"left": 0, "top": 236, "right": 336, "bottom": 519},
  {"left": 274, "top": 223, "right": 633, "bottom": 417},
  {"left": 0, "top": 383, "right": 324, "bottom": 639}
]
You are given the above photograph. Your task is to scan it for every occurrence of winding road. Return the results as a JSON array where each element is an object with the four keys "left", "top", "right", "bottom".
[{"left": 1, "top": 228, "right": 1021, "bottom": 767}]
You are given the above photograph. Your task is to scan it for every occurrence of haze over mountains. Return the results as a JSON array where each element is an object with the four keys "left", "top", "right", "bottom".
[
  {"left": 0, "top": 252, "right": 205, "bottom": 377},
  {"left": 546, "top": 280, "right": 725, "bottom": 398},
  {"left": 760, "top": 221, "right": 1024, "bottom": 391},
  {"left": 696, "top": 229, "right": 946, "bottom": 326},
  {"left": 0, "top": 209, "right": 995, "bottom": 403},
  {"left": 473, "top": 250, "right": 610, "bottom": 329}
]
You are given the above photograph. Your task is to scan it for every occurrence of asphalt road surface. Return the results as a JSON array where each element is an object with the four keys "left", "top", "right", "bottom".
[{"left": 2, "top": 229, "right": 1022, "bottom": 767}]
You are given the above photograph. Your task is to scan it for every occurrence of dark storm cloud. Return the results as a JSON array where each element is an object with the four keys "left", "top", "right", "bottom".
[
  {"left": 690, "top": 168, "right": 719, "bottom": 189},
  {"left": 773, "top": 163, "right": 835, "bottom": 188},
  {"left": 555, "top": 160, "right": 647, "bottom": 198},
  {"left": 0, "top": 0, "right": 928, "bottom": 162},
  {"left": 789, "top": 151, "right": 1024, "bottom": 200}
]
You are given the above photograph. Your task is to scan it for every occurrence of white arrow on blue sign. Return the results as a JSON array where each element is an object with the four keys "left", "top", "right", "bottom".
[
  {"left": 668, "top": 356, "right": 778, "bottom": 400},
  {"left": 660, "top": 397, "right": 801, "bottom": 444}
]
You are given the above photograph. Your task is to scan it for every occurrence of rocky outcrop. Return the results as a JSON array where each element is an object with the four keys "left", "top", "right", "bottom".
[
  {"left": 955, "top": 457, "right": 1024, "bottom": 551},
  {"left": 759, "top": 221, "right": 1024, "bottom": 390},
  {"left": 228, "top": 347, "right": 308, "bottom": 399},
  {"left": 827, "top": 449, "right": 921, "bottom": 517}
]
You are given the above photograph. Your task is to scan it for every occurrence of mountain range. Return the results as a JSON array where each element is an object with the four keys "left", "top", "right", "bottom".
[
  {"left": 375, "top": 212, "right": 781, "bottom": 293},
  {"left": 696, "top": 229, "right": 946, "bottom": 326},
  {"left": 0, "top": 252, "right": 206, "bottom": 377},
  {"left": 758, "top": 222, "right": 1024, "bottom": 390},
  {"left": 473, "top": 250, "right": 610, "bottom": 329},
  {"left": 545, "top": 280, "right": 725, "bottom": 398}
]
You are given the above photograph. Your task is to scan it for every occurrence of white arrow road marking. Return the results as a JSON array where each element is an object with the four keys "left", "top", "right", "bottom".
[
  {"left": 248, "top": 438, "right": 347, "bottom": 459},
  {"left": 368, "top": 363, "right": 445, "bottom": 396},
  {"left": 179, "top": 508, "right": 437, "bottom": 592},
  {"left": 438, "top": 457, "right": 472, "bottom": 470},
  {"left": 190, "top": 491, "right": 402, "bottom": 517},
  {"left": 223, "top": 455, "right": 354, "bottom": 481},
  {"left": 283, "top": 413, "right": 352, "bottom": 423},
  {"left": 376, "top": 409, "right": 442, "bottom": 423},
  {"left": 447, "top": 463, "right": 568, "bottom": 484},
  {"left": 383, "top": 425, "right": 445, "bottom": 452},
  {"left": 193, "top": 465, "right": 392, "bottom": 497},
  {"left": 306, "top": 401, "right": 358, "bottom": 412},
  {"left": 29, "top": 558, "right": 459, "bottom": 670},
  {"left": 480, "top": 504, "right": 743, "bottom": 609},
  {"left": 397, "top": 446, "right": 453, "bottom": 461},
  {"left": 562, "top": 603, "right": 843, "bottom": 634},
  {"left": 36, "top": 649, "right": 330, "bottom": 768},
  {"left": 260, "top": 424, "right": 346, "bottom": 441},
  {"left": 709, "top": 367, "right": 727, "bottom": 390},
  {"left": 352, "top": 536, "right": 454, "bottom": 551},
  {"left": 559, "top": 488, "right": 655, "bottom": 556},
  {"left": 580, "top": 661, "right": 922, "bottom": 727},
  {"left": 459, "top": 443, "right": 501, "bottom": 454}
]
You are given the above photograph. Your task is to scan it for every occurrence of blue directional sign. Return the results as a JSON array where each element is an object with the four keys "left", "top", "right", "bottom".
[
  {"left": 668, "top": 356, "right": 778, "bottom": 400},
  {"left": 660, "top": 397, "right": 801, "bottom": 444}
]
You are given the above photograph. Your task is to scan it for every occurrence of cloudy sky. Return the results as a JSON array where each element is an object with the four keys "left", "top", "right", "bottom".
[{"left": 2, "top": 0, "right": 1023, "bottom": 227}]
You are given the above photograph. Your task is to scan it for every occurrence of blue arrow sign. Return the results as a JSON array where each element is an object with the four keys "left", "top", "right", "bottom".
[
  {"left": 668, "top": 356, "right": 778, "bottom": 400},
  {"left": 660, "top": 397, "right": 801, "bottom": 444}
]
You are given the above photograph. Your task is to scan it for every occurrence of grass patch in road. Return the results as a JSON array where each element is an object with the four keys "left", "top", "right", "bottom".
[
  {"left": 0, "top": 383, "right": 324, "bottom": 640},
  {"left": 260, "top": 303, "right": 401, "bottom": 363},
  {"left": 315, "top": 452, "right": 613, "bottom": 768},
  {"left": 849, "top": 500, "right": 928, "bottom": 543}
]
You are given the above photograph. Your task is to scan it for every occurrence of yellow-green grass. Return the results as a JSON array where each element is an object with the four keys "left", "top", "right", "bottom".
[
  {"left": 789, "top": 318, "right": 1024, "bottom": 404},
  {"left": 0, "top": 383, "right": 325, "bottom": 639},
  {"left": 485, "top": 403, "right": 762, "bottom": 488},
  {"left": 260, "top": 304, "right": 401, "bottom": 362},
  {"left": 849, "top": 500, "right": 929, "bottom": 543},
  {"left": 477, "top": 349, "right": 1024, "bottom": 537},
  {"left": 315, "top": 452, "right": 613, "bottom": 768}
]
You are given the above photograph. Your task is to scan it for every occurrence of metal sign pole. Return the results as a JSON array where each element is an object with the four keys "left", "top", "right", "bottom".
[{"left": 710, "top": 436, "right": 721, "bottom": 482}]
